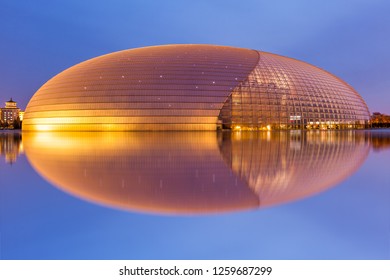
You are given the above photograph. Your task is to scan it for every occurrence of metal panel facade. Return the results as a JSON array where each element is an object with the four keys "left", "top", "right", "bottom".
[{"left": 23, "top": 45, "right": 370, "bottom": 131}]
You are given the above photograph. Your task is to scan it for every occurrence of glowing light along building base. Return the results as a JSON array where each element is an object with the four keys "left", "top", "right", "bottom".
[{"left": 23, "top": 45, "right": 370, "bottom": 131}]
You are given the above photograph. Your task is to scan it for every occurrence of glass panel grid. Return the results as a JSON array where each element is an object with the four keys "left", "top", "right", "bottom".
[{"left": 219, "top": 51, "right": 370, "bottom": 130}]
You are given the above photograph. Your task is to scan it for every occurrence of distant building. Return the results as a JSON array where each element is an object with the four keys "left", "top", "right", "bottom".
[{"left": 1, "top": 98, "right": 21, "bottom": 127}]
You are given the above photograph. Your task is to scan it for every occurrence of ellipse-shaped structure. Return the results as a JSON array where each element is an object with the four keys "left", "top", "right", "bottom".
[
  {"left": 22, "top": 131, "right": 369, "bottom": 214},
  {"left": 23, "top": 44, "right": 370, "bottom": 131}
]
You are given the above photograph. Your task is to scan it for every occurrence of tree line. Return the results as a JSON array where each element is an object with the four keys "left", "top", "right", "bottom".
[
  {"left": 371, "top": 112, "right": 390, "bottom": 128},
  {"left": 0, "top": 117, "right": 22, "bottom": 129}
]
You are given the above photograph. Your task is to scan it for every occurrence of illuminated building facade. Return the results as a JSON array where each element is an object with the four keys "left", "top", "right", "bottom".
[
  {"left": 1, "top": 98, "right": 21, "bottom": 127},
  {"left": 23, "top": 45, "right": 370, "bottom": 131}
]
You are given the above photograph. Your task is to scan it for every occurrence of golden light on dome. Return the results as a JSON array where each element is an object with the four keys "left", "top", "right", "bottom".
[{"left": 23, "top": 45, "right": 370, "bottom": 131}]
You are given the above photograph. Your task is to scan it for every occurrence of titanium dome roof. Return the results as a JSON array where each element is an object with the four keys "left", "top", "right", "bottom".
[{"left": 23, "top": 44, "right": 370, "bottom": 131}]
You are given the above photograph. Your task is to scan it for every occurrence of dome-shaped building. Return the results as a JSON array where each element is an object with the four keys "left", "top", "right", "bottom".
[
  {"left": 22, "top": 131, "right": 369, "bottom": 214},
  {"left": 23, "top": 44, "right": 370, "bottom": 131}
]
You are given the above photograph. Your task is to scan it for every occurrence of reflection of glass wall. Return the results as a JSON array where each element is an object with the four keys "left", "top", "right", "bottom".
[
  {"left": 23, "top": 131, "right": 378, "bottom": 215},
  {"left": 219, "top": 131, "right": 370, "bottom": 206},
  {"left": 0, "top": 132, "right": 23, "bottom": 164}
]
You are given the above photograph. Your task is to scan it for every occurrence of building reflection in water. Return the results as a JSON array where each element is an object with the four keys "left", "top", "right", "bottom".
[
  {"left": 0, "top": 132, "right": 23, "bottom": 164},
  {"left": 21, "top": 130, "right": 387, "bottom": 215},
  {"left": 369, "top": 130, "right": 390, "bottom": 151},
  {"left": 220, "top": 131, "right": 369, "bottom": 208}
]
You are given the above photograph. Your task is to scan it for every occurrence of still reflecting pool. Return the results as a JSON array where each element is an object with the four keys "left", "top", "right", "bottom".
[
  {"left": 1, "top": 130, "right": 390, "bottom": 259},
  {"left": 18, "top": 130, "right": 377, "bottom": 214}
]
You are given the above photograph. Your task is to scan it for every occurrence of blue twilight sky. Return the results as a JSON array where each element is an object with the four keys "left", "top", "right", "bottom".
[{"left": 0, "top": 0, "right": 389, "bottom": 112}]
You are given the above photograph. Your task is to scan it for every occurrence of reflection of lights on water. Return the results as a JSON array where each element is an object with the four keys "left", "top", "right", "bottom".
[
  {"left": 266, "top": 131, "right": 271, "bottom": 141},
  {"left": 22, "top": 131, "right": 371, "bottom": 215},
  {"left": 0, "top": 133, "right": 23, "bottom": 164}
]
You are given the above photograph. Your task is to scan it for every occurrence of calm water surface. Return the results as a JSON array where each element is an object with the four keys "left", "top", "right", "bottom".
[{"left": 1, "top": 130, "right": 389, "bottom": 259}]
